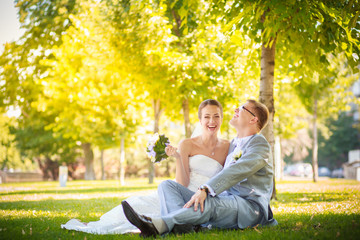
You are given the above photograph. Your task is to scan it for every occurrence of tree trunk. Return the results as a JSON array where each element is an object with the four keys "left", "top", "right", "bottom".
[
  {"left": 36, "top": 157, "right": 59, "bottom": 180},
  {"left": 312, "top": 98, "right": 319, "bottom": 182},
  {"left": 149, "top": 99, "right": 163, "bottom": 184},
  {"left": 1, "top": 142, "right": 9, "bottom": 170},
  {"left": 82, "top": 142, "right": 96, "bottom": 180},
  {"left": 36, "top": 157, "right": 50, "bottom": 180},
  {"left": 100, "top": 149, "right": 105, "bottom": 180},
  {"left": 259, "top": 36, "right": 277, "bottom": 200},
  {"left": 45, "top": 156, "right": 59, "bottom": 180},
  {"left": 119, "top": 137, "right": 126, "bottom": 186},
  {"left": 182, "top": 98, "right": 191, "bottom": 138}
]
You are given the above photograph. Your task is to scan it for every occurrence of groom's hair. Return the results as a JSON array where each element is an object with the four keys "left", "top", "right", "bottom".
[
  {"left": 247, "top": 99, "right": 269, "bottom": 131},
  {"left": 198, "top": 99, "right": 223, "bottom": 118}
]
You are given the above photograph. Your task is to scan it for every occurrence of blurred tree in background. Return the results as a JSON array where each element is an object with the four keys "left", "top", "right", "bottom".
[
  {"left": 206, "top": 0, "right": 360, "bottom": 187},
  {"left": 0, "top": 0, "right": 79, "bottom": 177},
  {"left": 0, "top": 0, "right": 359, "bottom": 184},
  {"left": 0, "top": 111, "right": 25, "bottom": 171},
  {"left": 304, "top": 111, "right": 360, "bottom": 170}
]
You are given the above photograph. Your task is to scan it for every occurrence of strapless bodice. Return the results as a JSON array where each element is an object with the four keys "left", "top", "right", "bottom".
[{"left": 187, "top": 154, "right": 223, "bottom": 192}]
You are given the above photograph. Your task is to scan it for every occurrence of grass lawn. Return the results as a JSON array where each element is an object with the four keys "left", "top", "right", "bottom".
[{"left": 0, "top": 178, "right": 359, "bottom": 239}]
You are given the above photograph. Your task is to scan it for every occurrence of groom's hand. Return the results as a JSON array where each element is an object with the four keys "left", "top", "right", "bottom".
[{"left": 183, "top": 190, "right": 207, "bottom": 213}]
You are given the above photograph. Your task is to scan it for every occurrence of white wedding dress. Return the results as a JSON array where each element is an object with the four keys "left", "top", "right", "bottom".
[{"left": 61, "top": 155, "right": 223, "bottom": 234}]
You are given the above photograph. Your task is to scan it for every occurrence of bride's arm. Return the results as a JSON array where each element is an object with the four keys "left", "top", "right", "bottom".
[
  {"left": 176, "top": 139, "right": 191, "bottom": 187},
  {"left": 165, "top": 139, "right": 191, "bottom": 187}
]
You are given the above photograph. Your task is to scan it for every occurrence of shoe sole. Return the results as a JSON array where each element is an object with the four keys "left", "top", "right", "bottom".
[{"left": 122, "top": 200, "right": 158, "bottom": 237}]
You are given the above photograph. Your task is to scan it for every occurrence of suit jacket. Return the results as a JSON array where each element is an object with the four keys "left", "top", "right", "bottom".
[{"left": 206, "top": 133, "right": 277, "bottom": 227}]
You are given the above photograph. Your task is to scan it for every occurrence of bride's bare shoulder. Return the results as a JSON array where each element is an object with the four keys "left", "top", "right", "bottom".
[{"left": 179, "top": 137, "right": 196, "bottom": 149}]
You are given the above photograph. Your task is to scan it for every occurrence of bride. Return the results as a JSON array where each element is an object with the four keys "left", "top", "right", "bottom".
[{"left": 61, "top": 99, "right": 230, "bottom": 234}]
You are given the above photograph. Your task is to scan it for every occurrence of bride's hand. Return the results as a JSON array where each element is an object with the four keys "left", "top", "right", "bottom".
[{"left": 165, "top": 145, "right": 180, "bottom": 159}]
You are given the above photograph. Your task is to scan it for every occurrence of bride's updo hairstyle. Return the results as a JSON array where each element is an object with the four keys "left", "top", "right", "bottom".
[{"left": 198, "top": 99, "right": 223, "bottom": 119}]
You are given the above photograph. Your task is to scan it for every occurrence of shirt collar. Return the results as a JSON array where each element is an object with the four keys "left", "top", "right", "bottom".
[{"left": 234, "top": 134, "right": 256, "bottom": 148}]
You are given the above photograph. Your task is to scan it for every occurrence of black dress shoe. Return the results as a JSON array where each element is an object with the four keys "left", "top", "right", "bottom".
[
  {"left": 172, "top": 223, "right": 194, "bottom": 235},
  {"left": 122, "top": 200, "right": 159, "bottom": 237}
]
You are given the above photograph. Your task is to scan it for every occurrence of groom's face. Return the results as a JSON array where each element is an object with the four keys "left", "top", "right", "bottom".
[{"left": 230, "top": 102, "right": 256, "bottom": 129}]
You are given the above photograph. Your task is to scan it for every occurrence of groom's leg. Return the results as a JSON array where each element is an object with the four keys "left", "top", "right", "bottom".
[
  {"left": 161, "top": 195, "right": 239, "bottom": 232},
  {"left": 158, "top": 180, "right": 195, "bottom": 216}
]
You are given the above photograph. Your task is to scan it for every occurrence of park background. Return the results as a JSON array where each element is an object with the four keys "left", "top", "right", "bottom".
[{"left": 0, "top": 0, "right": 360, "bottom": 239}]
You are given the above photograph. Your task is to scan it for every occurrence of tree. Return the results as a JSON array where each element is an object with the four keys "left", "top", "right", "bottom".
[
  {"left": 1, "top": 0, "right": 78, "bottom": 111},
  {"left": 0, "top": 0, "right": 78, "bottom": 177},
  {"left": 206, "top": 0, "right": 360, "bottom": 195},
  {"left": 160, "top": 0, "right": 237, "bottom": 138},
  {"left": 107, "top": 0, "right": 176, "bottom": 183},
  {"left": 0, "top": 43, "right": 80, "bottom": 179},
  {"left": 317, "top": 112, "right": 360, "bottom": 169},
  {"left": 0, "top": 113, "right": 22, "bottom": 171},
  {"left": 294, "top": 53, "right": 359, "bottom": 181},
  {"left": 104, "top": 0, "right": 231, "bottom": 183},
  {"left": 36, "top": 0, "right": 139, "bottom": 180}
]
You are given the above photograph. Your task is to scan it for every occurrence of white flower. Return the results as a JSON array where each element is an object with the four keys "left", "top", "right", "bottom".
[
  {"left": 148, "top": 133, "right": 159, "bottom": 146},
  {"left": 232, "top": 148, "right": 243, "bottom": 162}
]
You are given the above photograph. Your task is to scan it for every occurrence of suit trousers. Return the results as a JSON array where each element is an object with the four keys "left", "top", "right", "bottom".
[{"left": 158, "top": 180, "right": 261, "bottom": 231}]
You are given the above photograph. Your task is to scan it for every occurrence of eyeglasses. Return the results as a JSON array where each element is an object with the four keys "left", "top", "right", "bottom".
[{"left": 241, "top": 105, "right": 256, "bottom": 117}]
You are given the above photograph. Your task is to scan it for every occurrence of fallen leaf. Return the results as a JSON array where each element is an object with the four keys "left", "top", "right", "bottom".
[
  {"left": 310, "top": 213, "right": 315, "bottom": 220},
  {"left": 22, "top": 229, "right": 25, "bottom": 235},
  {"left": 253, "top": 225, "right": 262, "bottom": 234},
  {"left": 254, "top": 228, "right": 262, "bottom": 234},
  {"left": 336, "top": 232, "right": 340, "bottom": 237},
  {"left": 45, "top": 226, "right": 49, "bottom": 232},
  {"left": 30, "top": 227, "right": 32, "bottom": 235}
]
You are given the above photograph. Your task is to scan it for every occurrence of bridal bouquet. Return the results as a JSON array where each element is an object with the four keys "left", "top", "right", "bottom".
[{"left": 146, "top": 133, "right": 170, "bottom": 163}]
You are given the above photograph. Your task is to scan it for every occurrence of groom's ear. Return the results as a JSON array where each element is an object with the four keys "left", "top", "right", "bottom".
[{"left": 249, "top": 117, "right": 259, "bottom": 125}]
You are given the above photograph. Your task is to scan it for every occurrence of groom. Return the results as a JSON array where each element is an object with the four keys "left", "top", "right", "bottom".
[{"left": 122, "top": 99, "right": 278, "bottom": 237}]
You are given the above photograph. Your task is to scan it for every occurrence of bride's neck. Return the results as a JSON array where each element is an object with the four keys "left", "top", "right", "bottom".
[{"left": 200, "top": 134, "right": 218, "bottom": 145}]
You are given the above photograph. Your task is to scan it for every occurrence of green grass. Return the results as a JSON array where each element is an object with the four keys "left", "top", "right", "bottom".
[{"left": 1, "top": 178, "right": 359, "bottom": 239}]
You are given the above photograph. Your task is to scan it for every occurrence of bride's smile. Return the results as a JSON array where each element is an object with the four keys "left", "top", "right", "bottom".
[
  {"left": 199, "top": 105, "right": 222, "bottom": 134},
  {"left": 207, "top": 124, "right": 217, "bottom": 132}
]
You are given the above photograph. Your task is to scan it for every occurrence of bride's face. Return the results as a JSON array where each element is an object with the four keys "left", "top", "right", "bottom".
[{"left": 199, "top": 105, "right": 222, "bottom": 135}]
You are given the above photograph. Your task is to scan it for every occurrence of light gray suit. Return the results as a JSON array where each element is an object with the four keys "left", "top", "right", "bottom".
[{"left": 157, "top": 134, "right": 278, "bottom": 232}]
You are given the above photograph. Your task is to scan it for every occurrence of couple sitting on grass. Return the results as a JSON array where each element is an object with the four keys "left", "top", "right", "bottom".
[{"left": 62, "top": 99, "right": 278, "bottom": 236}]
